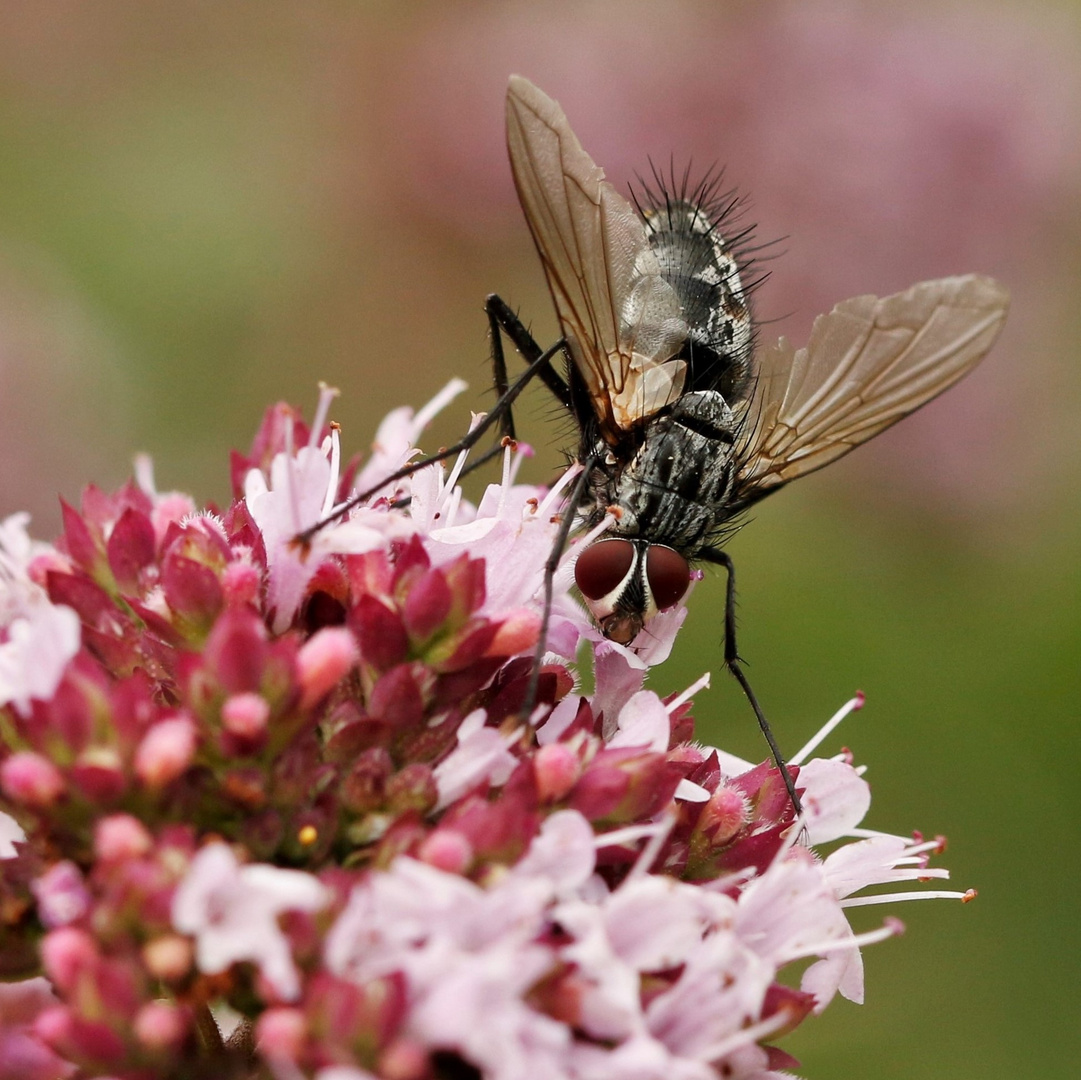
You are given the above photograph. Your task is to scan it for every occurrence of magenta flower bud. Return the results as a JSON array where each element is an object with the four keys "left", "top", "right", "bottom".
[
  {"left": 203, "top": 608, "right": 268, "bottom": 694},
  {"left": 368, "top": 664, "right": 430, "bottom": 729},
  {"left": 40, "top": 927, "right": 96, "bottom": 994},
  {"left": 70, "top": 746, "right": 126, "bottom": 803},
  {"left": 297, "top": 627, "right": 358, "bottom": 710},
  {"left": 485, "top": 609, "right": 540, "bottom": 657},
  {"left": 221, "top": 692, "right": 270, "bottom": 740},
  {"left": 0, "top": 752, "right": 64, "bottom": 807},
  {"left": 534, "top": 743, "right": 580, "bottom": 803},
  {"left": 417, "top": 829, "right": 473, "bottom": 874},
  {"left": 29, "top": 1005, "right": 74, "bottom": 1055},
  {"left": 59, "top": 500, "right": 104, "bottom": 576},
  {"left": 379, "top": 1037, "right": 429, "bottom": 1080},
  {"left": 402, "top": 566, "right": 453, "bottom": 641},
  {"left": 94, "top": 814, "right": 153, "bottom": 863},
  {"left": 255, "top": 1006, "right": 307, "bottom": 1063},
  {"left": 571, "top": 748, "right": 682, "bottom": 824},
  {"left": 105, "top": 506, "right": 155, "bottom": 592},
  {"left": 349, "top": 594, "right": 409, "bottom": 672},
  {"left": 133, "top": 1000, "right": 189, "bottom": 1052},
  {"left": 134, "top": 716, "right": 197, "bottom": 789},
  {"left": 141, "top": 935, "right": 194, "bottom": 983},
  {"left": 31, "top": 861, "right": 90, "bottom": 929},
  {"left": 35, "top": 1006, "right": 125, "bottom": 1068},
  {"left": 222, "top": 559, "right": 261, "bottom": 606},
  {"left": 697, "top": 784, "right": 750, "bottom": 847},
  {"left": 160, "top": 548, "right": 224, "bottom": 633},
  {"left": 431, "top": 620, "right": 498, "bottom": 673},
  {"left": 440, "top": 554, "right": 486, "bottom": 621}
]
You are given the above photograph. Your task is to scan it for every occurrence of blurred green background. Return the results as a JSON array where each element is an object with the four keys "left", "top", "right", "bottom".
[{"left": 0, "top": 2, "right": 1078, "bottom": 1077}]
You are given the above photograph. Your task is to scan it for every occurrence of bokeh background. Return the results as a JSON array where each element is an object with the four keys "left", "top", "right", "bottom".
[{"left": 0, "top": 1, "right": 1078, "bottom": 1076}]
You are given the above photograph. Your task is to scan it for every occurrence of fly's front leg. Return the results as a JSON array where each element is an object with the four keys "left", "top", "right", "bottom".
[
  {"left": 454, "top": 294, "right": 573, "bottom": 480},
  {"left": 486, "top": 294, "right": 571, "bottom": 414}
]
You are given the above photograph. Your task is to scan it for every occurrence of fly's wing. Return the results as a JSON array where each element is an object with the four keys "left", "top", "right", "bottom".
[
  {"left": 506, "top": 76, "right": 688, "bottom": 442},
  {"left": 732, "top": 275, "right": 1009, "bottom": 503}
]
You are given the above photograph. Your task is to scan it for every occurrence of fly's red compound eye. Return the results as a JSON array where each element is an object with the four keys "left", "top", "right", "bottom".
[
  {"left": 645, "top": 545, "right": 691, "bottom": 610},
  {"left": 574, "top": 539, "right": 635, "bottom": 601}
]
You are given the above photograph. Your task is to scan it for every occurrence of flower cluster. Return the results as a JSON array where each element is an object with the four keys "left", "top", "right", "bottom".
[{"left": 0, "top": 383, "right": 969, "bottom": 1080}]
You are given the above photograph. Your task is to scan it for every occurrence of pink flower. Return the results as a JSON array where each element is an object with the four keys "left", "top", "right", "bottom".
[
  {"left": 433, "top": 708, "right": 519, "bottom": 810},
  {"left": 0, "top": 809, "right": 26, "bottom": 857},
  {"left": 172, "top": 843, "right": 330, "bottom": 1001},
  {"left": 0, "top": 603, "right": 80, "bottom": 717},
  {"left": 0, "top": 386, "right": 973, "bottom": 1079}
]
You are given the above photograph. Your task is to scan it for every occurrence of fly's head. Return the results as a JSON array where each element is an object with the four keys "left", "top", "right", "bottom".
[{"left": 573, "top": 537, "right": 692, "bottom": 646}]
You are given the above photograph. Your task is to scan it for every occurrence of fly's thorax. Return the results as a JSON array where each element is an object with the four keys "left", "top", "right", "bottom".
[
  {"left": 587, "top": 391, "right": 741, "bottom": 551},
  {"left": 573, "top": 537, "right": 692, "bottom": 646}
]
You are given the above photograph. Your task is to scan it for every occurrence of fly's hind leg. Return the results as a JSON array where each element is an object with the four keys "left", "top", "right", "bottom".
[{"left": 700, "top": 548, "right": 803, "bottom": 816}]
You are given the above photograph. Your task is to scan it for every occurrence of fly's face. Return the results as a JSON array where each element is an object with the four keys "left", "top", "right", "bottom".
[{"left": 573, "top": 538, "right": 692, "bottom": 645}]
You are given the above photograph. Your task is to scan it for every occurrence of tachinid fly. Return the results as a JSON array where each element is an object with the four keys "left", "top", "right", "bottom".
[{"left": 499, "top": 76, "right": 1008, "bottom": 804}]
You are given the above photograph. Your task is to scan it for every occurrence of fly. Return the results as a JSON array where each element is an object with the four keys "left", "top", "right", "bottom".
[{"left": 498, "top": 76, "right": 1008, "bottom": 810}]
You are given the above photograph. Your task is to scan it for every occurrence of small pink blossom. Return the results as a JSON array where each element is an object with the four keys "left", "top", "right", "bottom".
[
  {"left": 1, "top": 752, "right": 65, "bottom": 808},
  {"left": 0, "top": 808, "right": 26, "bottom": 857},
  {"left": 297, "top": 627, "right": 359, "bottom": 710},
  {"left": 172, "top": 843, "right": 330, "bottom": 1001},
  {"left": 132, "top": 1001, "right": 188, "bottom": 1052},
  {"left": 0, "top": 603, "right": 81, "bottom": 717},
  {"left": 220, "top": 692, "right": 271, "bottom": 740},
  {"left": 134, "top": 716, "right": 197, "bottom": 789},
  {"left": 31, "top": 862, "right": 90, "bottom": 929},
  {"left": 433, "top": 708, "right": 519, "bottom": 810},
  {"left": 93, "top": 815, "right": 153, "bottom": 862}
]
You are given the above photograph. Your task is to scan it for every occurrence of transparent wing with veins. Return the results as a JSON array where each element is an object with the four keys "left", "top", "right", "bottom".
[
  {"left": 506, "top": 75, "right": 689, "bottom": 443},
  {"left": 733, "top": 274, "right": 1010, "bottom": 503}
]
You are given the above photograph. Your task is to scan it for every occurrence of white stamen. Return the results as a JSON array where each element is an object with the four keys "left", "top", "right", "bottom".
[
  {"left": 507, "top": 442, "right": 533, "bottom": 486},
  {"left": 695, "top": 1010, "right": 790, "bottom": 1065},
  {"left": 665, "top": 672, "right": 710, "bottom": 715},
  {"left": 321, "top": 427, "right": 342, "bottom": 519},
  {"left": 442, "top": 484, "right": 463, "bottom": 529},
  {"left": 624, "top": 811, "right": 677, "bottom": 882},
  {"left": 784, "top": 921, "right": 900, "bottom": 962},
  {"left": 537, "top": 462, "right": 581, "bottom": 518},
  {"left": 595, "top": 822, "right": 667, "bottom": 850},
  {"left": 790, "top": 694, "right": 864, "bottom": 765},
  {"left": 440, "top": 413, "right": 484, "bottom": 501},
  {"left": 133, "top": 453, "right": 156, "bottom": 497},
  {"left": 308, "top": 382, "right": 340, "bottom": 450},
  {"left": 414, "top": 377, "right": 468, "bottom": 432},
  {"left": 283, "top": 424, "right": 301, "bottom": 534},
  {"left": 843, "top": 889, "right": 972, "bottom": 908},
  {"left": 497, "top": 441, "right": 514, "bottom": 515}
]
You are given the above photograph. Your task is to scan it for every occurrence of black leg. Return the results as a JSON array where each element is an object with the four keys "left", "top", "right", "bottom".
[
  {"left": 700, "top": 549, "right": 803, "bottom": 815},
  {"left": 520, "top": 453, "right": 599, "bottom": 717},
  {"left": 485, "top": 294, "right": 571, "bottom": 413},
  {"left": 451, "top": 295, "right": 574, "bottom": 483}
]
